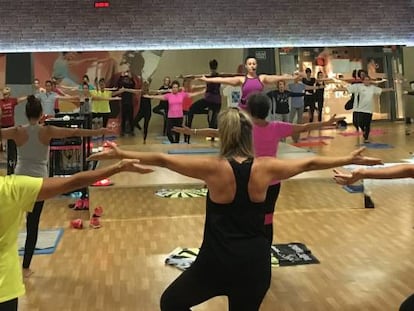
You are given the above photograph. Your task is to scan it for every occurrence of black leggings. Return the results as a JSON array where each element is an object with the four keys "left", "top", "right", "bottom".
[
  {"left": 23, "top": 201, "right": 45, "bottom": 269},
  {"left": 134, "top": 100, "right": 152, "bottom": 141},
  {"left": 400, "top": 294, "right": 414, "bottom": 311},
  {"left": 0, "top": 298, "right": 17, "bottom": 311},
  {"left": 264, "top": 183, "right": 281, "bottom": 245},
  {"left": 160, "top": 254, "right": 271, "bottom": 311},
  {"left": 167, "top": 117, "right": 183, "bottom": 143},
  {"left": 315, "top": 95, "right": 324, "bottom": 122},
  {"left": 186, "top": 99, "right": 221, "bottom": 143},
  {"left": 0, "top": 298, "right": 18, "bottom": 311},
  {"left": 353, "top": 112, "right": 373, "bottom": 140},
  {"left": 152, "top": 101, "right": 168, "bottom": 135},
  {"left": 304, "top": 95, "right": 316, "bottom": 122},
  {"left": 2, "top": 126, "right": 17, "bottom": 175},
  {"left": 121, "top": 100, "right": 134, "bottom": 134}
]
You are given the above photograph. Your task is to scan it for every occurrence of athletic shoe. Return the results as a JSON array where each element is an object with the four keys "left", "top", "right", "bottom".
[
  {"left": 70, "top": 218, "right": 83, "bottom": 229},
  {"left": 89, "top": 217, "right": 101, "bottom": 229}
]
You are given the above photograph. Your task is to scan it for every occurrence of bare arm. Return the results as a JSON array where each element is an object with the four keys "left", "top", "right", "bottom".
[
  {"left": 45, "top": 125, "right": 110, "bottom": 139},
  {"left": 291, "top": 114, "right": 345, "bottom": 133},
  {"left": 17, "top": 96, "right": 28, "bottom": 103},
  {"left": 143, "top": 94, "right": 165, "bottom": 100},
  {"left": 334, "top": 164, "right": 414, "bottom": 185},
  {"left": 261, "top": 74, "right": 295, "bottom": 85},
  {"left": 172, "top": 126, "right": 219, "bottom": 137},
  {"left": 266, "top": 147, "right": 382, "bottom": 181},
  {"left": 87, "top": 142, "right": 215, "bottom": 181},
  {"left": 0, "top": 126, "right": 20, "bottom": 140},
  {"left": 37, "top": 159, "right": 153, "bottom": 201},
  {"left": 198, "top": 76, "right": 242, "bottom": 86}
]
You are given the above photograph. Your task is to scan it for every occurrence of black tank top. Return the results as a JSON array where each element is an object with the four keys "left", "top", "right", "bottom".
[{"left": 199, "top": 158, "right": 268, "bottom": 265}]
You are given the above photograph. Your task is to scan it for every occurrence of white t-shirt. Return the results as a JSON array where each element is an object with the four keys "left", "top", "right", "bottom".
[
  {"left": 347, "top": 84, "right": 382, "bottom": 113},
  {"left": 222, "top": 86, "right": 241, "bottom": 108}
]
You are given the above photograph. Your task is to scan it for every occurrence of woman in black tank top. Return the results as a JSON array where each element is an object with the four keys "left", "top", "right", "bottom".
[{"left": 89, "top": 108, "right": 381, "bottom": 311}]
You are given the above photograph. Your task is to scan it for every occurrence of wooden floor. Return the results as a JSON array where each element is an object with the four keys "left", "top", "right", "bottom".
[{"left": 2, "top": 121, "right": 414, "bottom": 310}]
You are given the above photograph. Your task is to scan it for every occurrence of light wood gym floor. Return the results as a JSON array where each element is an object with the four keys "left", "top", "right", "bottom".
[{"left": 1, "top": 120, "right": 413, "bottom": 311}]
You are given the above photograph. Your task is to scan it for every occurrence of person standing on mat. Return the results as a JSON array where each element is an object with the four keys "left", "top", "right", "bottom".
[
  {"left": 0, "top": 87, "right": 28, "bottom": 175},
  {"left": 0, "top": 95, "right": 112, "bottom": 279},
  {"left": 336, "top": 75, "right": 394, "bottom": 143},
  {"left": 302, "top": 68, "right": 317, "bottom": 122},
  {"left": 133, "top": 80, "right": 152, "bottom": 144},
  {"left": 143, "top": 80, "right": 204, "bottom": 144},
  {"left": 198, "top": 56, "right": 296, "bottom": 110},
  {"left": 89, "top": 108, "right": 380, "bottom": 311},
  {"left": 152, "top": 76, "right": 171, "bottom": 136},
  {"left": 333, "top": 163, "right": 414, "bottom": 311},
  {"left": 186, "top": 59, "right": 222, "bottom": 143},
  {"left": 173, "top": 93, "right": 345, "bottom": 244}
]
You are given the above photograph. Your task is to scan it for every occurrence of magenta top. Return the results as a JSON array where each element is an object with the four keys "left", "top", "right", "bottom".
[
  {"left": 239, "top": 76, "right": 264, "bottom": 109},
  {"left": 253, "top": 121, "right": 293, "bottom": 185},
  {"left": 164, "top": 92, "right": 189, "bottom": 118}
]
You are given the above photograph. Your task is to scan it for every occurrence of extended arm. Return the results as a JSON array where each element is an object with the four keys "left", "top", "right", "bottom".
[
  {"left": 266, "top": 147, "right": 382, "bottom": 181},
  {"left": 291, "top": 114, "right": 345, "bottom": 134},
  {"left": 143, "top": 94, "right": 166, "bottom": 100},
  {"left": 261, "top": 74, "right": 295, "bottom": 85},
  {"left": 87, "top": 142, "right": 215, "bottom": 180},
  {"left": 46, "top": 125, "right": 110, "bottom": 139},
  {"left": 198, "top": 76, "right": 243, "bottom": 86},
  {"left": 172, "top": 126, "right": 219, "bottom": 137},
  {"left": 37, "top": 159, "right": 153, "bottom": 201},
  {"left": 334, "top": 164, "right": 414, "bottom": 185}
]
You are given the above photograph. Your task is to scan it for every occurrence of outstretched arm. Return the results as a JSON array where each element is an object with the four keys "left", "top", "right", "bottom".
[
  {"left": 334, "top": 164, "right": 414, "bottom": 185},
  {"left": 173, "top": 126, "right": 219, "bottom": 137},
  {"left": 37, "top": 159, "right": 153, "bottom": 201},
  {"left": 87, "top": 141, "right": 215, "bottom": 181},
  {"left": 143, "top": 94, "right": 166, "bottom": 100},
  {"left": 266, "top": 147, "right": 382, "bottom": 181},
  {"left": 291, "top": 114, "right": 345, "bottom": 134},
  {"left": 45, "top": 125, "right": 111, "bottom": 139},
  {"left": 197, "top": 75, "right": 243, "bottom": 86},
  {"left": 261, "top": 74, "right": 295, "bottom": 85}
]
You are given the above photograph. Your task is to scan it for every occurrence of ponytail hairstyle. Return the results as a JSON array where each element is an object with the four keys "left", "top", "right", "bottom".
[
  {"left": 218, "top": 108, "right": 254, "bottom": 159},
  {"left": 25, "top": 95, "right": 43, "bottom": 120}
]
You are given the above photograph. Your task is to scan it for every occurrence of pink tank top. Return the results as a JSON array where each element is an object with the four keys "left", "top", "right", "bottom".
[{"left": 239, "top": 76, "right": 264, "bottom": 109}]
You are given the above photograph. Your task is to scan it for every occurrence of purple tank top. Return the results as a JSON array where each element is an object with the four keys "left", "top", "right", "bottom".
[{"left": 239, "top": 76, "right": 264, "bottom": 109}]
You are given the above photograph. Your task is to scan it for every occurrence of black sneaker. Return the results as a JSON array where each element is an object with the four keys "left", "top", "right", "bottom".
[{"left": 364, "top": 194, "right": 375, "bottom": 208}]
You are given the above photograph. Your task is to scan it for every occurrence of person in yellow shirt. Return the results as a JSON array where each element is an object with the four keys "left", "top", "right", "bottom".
[{"left": 0, "top": 130, "right": 153, "bottom": 310}]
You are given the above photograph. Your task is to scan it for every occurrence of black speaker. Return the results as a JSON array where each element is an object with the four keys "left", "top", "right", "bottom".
[{"left": 6, "top": 53, "right": 32, "bottom": 84}]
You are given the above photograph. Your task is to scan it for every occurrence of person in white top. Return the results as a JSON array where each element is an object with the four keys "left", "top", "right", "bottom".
[{"left": 339, "top": 76, "right": 393, "bottom": 143}]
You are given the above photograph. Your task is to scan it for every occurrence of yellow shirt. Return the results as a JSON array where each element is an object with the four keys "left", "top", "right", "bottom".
[
  {"left": 0, "top": 175, "right": 43, "bottom": 303},
  {"left": 90, "top": 90, "right": 112, "bottom": 113}
]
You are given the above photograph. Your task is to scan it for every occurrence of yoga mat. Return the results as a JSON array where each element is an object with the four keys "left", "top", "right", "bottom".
[
  {"left": 18, "top": 228, "right": 64, "bottom": 255},
  {"left": 165, "top": 243, "right": 319, "bottom": 271},
  {"left": 339, "top": 129, "right": 386, "bottom": 137},
  {"left": 343, "top": 184, "right": 364, "bottom": 193},
  {"left": 292, "top": 141, "right": 327, "bottom": 147},
  {"left": 168, "top": 148, "right": 219, "bottom": 154},
  {"left": 358, "top": 143, "right": 394, "bottom": 149}
]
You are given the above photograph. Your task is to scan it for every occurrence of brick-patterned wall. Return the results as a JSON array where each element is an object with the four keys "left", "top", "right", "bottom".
[{"left": 0, "top": 0, "right": 413, "bottom": 52}]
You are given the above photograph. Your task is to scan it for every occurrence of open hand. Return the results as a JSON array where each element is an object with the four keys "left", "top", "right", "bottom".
[
  {"left": 116, "top": 159, "right": 154, "bottom": 174},
  {"left": 349, "top": 147, "right": 383, "bottom": 166},
  {"left": 326, "top": 114, "right": 346, "bottom": 125},
  {"left": 87, "top": 141, "right": 121, "bottom": 161},
  {"left": 333, "top": 168, "right": 362, "bottom": 185}
]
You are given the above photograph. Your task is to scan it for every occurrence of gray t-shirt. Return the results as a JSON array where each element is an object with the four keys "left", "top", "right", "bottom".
[{"left": 288, "top": 83, "right": 306, "bottom": 108}]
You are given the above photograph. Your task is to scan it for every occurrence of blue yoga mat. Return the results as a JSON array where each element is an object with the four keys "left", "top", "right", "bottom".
[
  {"left": 18, "top": 228, "right": 64, "bottom": 255},
  {"left": 168, "top": 148, "right": 219, "bottom": 154},
  {"left": 343, "top": 184, "right": 364, "bottom": 193},
  {"left": 359, "top": 143, "right": 394, "bottom": 149}
]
